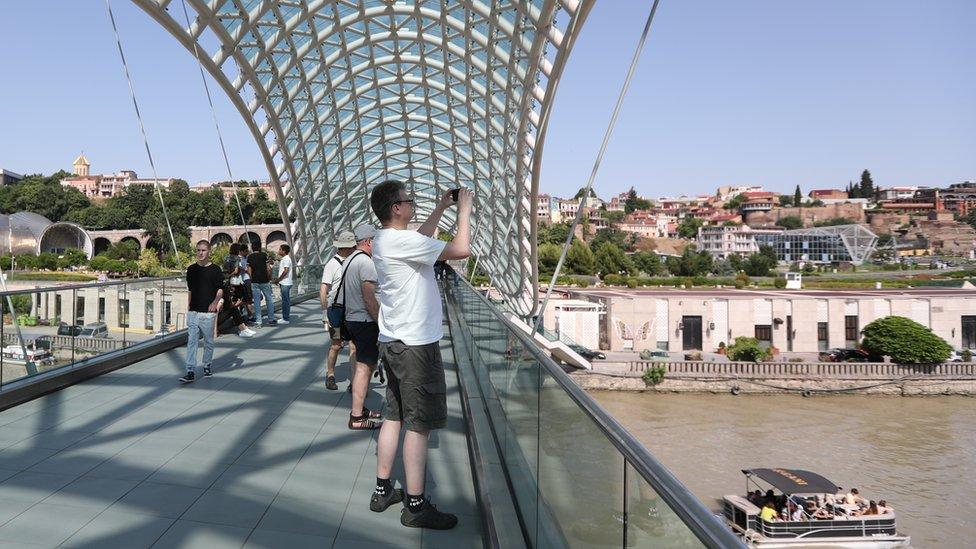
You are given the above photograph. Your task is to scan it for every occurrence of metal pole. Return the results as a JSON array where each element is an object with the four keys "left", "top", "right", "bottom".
[{"left": 533, "top": 0, "right": 663, "bottom": 335}]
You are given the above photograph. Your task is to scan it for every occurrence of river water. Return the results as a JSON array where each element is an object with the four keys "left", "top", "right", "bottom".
[{"left": 590, "top": 392, "right": 975, "bottom": 548}]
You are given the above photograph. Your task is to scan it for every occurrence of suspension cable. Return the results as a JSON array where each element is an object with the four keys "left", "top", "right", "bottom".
[
  {"left": 105, "top": 0, "right": 180, "bottom": 258},
  {"left": 178, "top": 0, "right": 252, "bottom": 239},
  {"left": 533, "top": 0, "right": 663, "bottom": 334}
]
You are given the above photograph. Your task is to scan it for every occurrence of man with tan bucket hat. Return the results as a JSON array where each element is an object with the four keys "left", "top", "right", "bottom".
[{"left": 320, "top": 230, "right": 357, "bottom": 390}]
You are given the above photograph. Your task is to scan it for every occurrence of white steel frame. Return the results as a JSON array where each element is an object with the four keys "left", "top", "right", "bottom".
[{"left": 131, "top": 0, "right": 592, "bottom": 314}]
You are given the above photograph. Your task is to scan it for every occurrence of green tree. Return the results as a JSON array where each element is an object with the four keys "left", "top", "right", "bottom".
[
  {"left": 573, "top": 187, "right": 597, "bottom": 200},
  {"left": 136, "top": 249, "right": 165, "bottom": 277},
  {"left": 564, "top": 239, "right": 596, "bottom": 276},
  {"left": 860, "top": 170, "right": 875, "bottom": 200},
  {"left": 604, "top": 210, "right": 626, "bottom": 224},
  {"left": 56, "top": 249, "right": 88, "bottom": 269},
  {"left": 102, "top": 240, "right": 140, "bottom": 261},
  {"left": 861, "top": 316, "right": 951, "bottom": 363},
  {"left": 0, "top": 171, "right": 91, "bottom": 221},
  {"left": 594, "top": 242, "right": 635, "bottom": 278},
  {"left": 727, "top": 336, "right": 769, "bottom": 362},
  {"left": 676, "top": 217, "right": 704, "bottom": 239},
  {"left": 742, "top": 246, "right": 778, "bottom": 276},
  {"left": 590, "top": 227, "right": 634, "bottom": 252},
  {"left": 778, "top": 195, "right": 793, "bottom": 207},
  {"left": 794, "top": 185, "right": 802, "bottom": 207},
  {"left": 812, "top": 217, "right": 856, "bottom": 227},
  {"left": 723, "top": 193, "right": 746, "bottom": 211},
  {"left": 538, "top": 222, "right": 571, "bottom": 245},
  {"left": 666, "top": 246, "right": 713, "bottom": 276},
  {"left": 777, "top": 215, "right": 803, "bottom": 230},
  {"left": 537, "top": 242, "right": 561, "bottom": 275},
  {"left": 632, "top": 251, "right": 662, "bottom": 276},
  {"left": 624, "top": 188, "right": 651, "bottom": 213}
]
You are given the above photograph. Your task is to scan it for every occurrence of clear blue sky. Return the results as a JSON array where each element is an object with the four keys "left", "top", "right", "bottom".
[{"left": 1, "top": 1, "right": 973, "bottom": 200}]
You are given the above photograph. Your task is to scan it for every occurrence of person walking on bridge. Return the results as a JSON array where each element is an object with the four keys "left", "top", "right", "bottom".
[
  {"left": 339, "top": 224, "right": 383, "bottom": 430},
  {"left": 368, "top": 180, "right": 473, "bottom": 530},
  {"left": 321, "top": 231, "right": 357, "bottom": 390},
  {"left": 247, "top": 245, "right": 276, "bottom": 327},
  {"left": 181, "top": 240, "right": 224, "bottom": 383}
]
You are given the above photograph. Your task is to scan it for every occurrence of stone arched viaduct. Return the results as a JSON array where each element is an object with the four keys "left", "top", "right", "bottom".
[{"left": 88, "top": 224, "right": 288, "bottom": 254}]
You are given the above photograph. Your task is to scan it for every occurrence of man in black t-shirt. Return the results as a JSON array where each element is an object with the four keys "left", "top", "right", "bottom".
[
  {"left": 181, "top": 240, "right": 224, "bottom": 384},
  {"left": 247, "top": 248, "right": 276, "bottom": 326}
]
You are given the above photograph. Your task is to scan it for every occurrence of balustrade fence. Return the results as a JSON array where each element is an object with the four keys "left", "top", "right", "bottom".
[{"left": 627, "top": 360, "right": 976, "bottom": 378}]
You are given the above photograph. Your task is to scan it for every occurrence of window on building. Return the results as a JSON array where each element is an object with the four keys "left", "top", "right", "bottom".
[
  {"left": 75, "top": 296, "right": 85, "bottom": 325},
  {"left": 845, "top": 315, "right": 859, "bottom": 345},
  {"left": 98, "top": 297, "right": 106, "bottom": 323},
  {"left": 755, "top": 325, "right": 772, "bottom": 348},
  {"left": 145, "top": 301, "right": 154, "bottom": 330},
  {"left": 163, "top": 301, "right": 172, "bottom": 326},
  {"left": 55, "top": 294, "right": 62, "bottom": 321},
  {"left": 817, "top": 322, "right": 828, "bottom": 351},
  {"left": 118, "top": 299, "right": 130, "bottom": 328}
]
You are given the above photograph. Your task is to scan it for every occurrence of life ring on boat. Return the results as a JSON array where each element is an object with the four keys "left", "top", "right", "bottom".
[
  {"left": 730, "top": 385, "right": 741, "bottom": 395},
  {"left": 801, "top": 389, "right": 812, "bottom": 398}
]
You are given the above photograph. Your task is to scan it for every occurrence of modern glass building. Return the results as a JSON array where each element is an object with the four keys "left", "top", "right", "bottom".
[
  {"left": 755, "top": 224, "right": 878, "bottom": 265},
  {"left": 132, "top": 0, "right": 593, "bottom": 314}
]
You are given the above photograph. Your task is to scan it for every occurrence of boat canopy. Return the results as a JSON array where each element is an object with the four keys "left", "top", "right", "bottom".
[{"left": 743, "top": 468, "right": 840, "bottom": 494}]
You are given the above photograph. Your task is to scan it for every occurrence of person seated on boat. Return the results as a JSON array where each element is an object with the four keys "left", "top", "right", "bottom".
[
  {"left": 805, "top": 501, "right": 834, "bottom": 520},
  {"left": 747, "top": 490, "right": 763, "bottom": 506},
  {"left": 760, "top": 500, "right": 779, "bottom": 522},
  {"left": 877, "top": 500, "right": 894, "bottom": 514},
  {"left": 781, "top": 500, "right": 804, "bottom": 522},
  {"left": 763, "top": 489, "right": 777, "bottom": 506},
  {"left": 854, "top": 501, "right": 880, "bottom": 517},
  {"left": 844, "top": 488, "right": 867, "bottom": 507}
]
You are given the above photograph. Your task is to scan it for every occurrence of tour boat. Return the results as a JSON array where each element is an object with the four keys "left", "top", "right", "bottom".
[
  {"left": 1, "top": 345, "right": 55, "bottom": 367},
  {"left": 723, "top": 468, "right": 910, "bottom": 548}
]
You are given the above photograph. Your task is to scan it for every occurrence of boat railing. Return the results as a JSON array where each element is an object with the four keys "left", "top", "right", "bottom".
[
  {"left": 754, "top": 515, "right": 897, "bottom": 539},
  {"left": 445, "top": 269, "right": 744, "bottom": 548}
]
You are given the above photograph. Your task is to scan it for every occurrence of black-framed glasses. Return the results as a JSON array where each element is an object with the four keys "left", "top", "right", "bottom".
[{"left": 392, "top": 198, "right": 415, "bottom": 206}]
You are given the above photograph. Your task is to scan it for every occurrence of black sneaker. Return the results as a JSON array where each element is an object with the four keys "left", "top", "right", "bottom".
[
  {"left": 179, "top": 371, "right": 195, "bottom": 384},
  {"left": 346, "top": 384, "right": 353, "bottom": 394},
  {"left": 400, "top": 499, "right": 458, "bottom": 530},
  {"left": 326, "top": 376, "right": 338, "bottom": 391},
  {"left": 370, "top": 488, "right": 404, "bottom": 513},
  {"left": 203, "top": 365, "right": 213, "bottom": 378}
]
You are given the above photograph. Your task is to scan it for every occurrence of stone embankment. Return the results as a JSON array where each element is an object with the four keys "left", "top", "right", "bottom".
[{"left": 574, "top": 360, "right": 976, "bottom": 396}]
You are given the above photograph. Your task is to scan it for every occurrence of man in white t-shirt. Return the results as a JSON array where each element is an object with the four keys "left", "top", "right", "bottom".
[
  {"left": 320, "top": 231, "right": 357, "bottom": 391},
  {"left": 367, "top": 179, "right": 472, "bottom": 530},
  {"left": 273, "top": 244, "right": 293, "bottom": 324}
]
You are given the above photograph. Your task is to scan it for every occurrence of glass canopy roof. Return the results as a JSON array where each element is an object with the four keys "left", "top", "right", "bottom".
[{"left": 133, "top": 0, "right": 592, "bottom": 314}]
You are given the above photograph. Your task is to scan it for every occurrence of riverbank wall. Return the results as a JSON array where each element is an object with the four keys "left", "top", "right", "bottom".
[{"left": 574, "top": 360, "right": 976, "bottom": 395}]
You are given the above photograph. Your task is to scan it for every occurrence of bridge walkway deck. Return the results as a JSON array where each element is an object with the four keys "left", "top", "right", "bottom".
[{"left": 0, "top": 300, "right": 481, "bottom": 548}]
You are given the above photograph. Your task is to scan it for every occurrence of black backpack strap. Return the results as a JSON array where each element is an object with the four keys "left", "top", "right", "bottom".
[{"left": 335, "top": 251, "right": 364, "bottom": 308}]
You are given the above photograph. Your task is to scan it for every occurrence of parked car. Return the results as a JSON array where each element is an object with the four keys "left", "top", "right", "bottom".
[
  {"left": 949, "top": 350, "right": 972, "bottom": 362},
  {"left": 568, "top": 344, "right": 606, "bottom": 360},
  {"left": 640, "top": 349, "right": 670, "bottom": 361},
  {"left": 78, "top": 322, "right": 109, "bottom": 338},
  {"left": 820, "top": 348, "right": 871, "bottom": 362},
  {"left": 56, "top": 323, "right": 82, "bottom": 337}
]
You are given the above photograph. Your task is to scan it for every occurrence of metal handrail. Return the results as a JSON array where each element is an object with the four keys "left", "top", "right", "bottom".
[
  {"left": 0, "top": 275, "right": 184, "bottom": 297},
  {"left": 0, "top": 260, "right": 329, "bottom": 298},
  {"left": 451, "top": 273, "right": 744, "bottom": 548}
]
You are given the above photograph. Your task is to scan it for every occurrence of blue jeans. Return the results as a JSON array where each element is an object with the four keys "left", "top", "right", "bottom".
[
  {"left": 185, "top": 311, "right": 216, "bottom": 372},
  {"left": 279, "top": 284, "right": 292, "bottom": 321},
  {"left": 252, "top": 282, "right": 275, "bottom": 324}
]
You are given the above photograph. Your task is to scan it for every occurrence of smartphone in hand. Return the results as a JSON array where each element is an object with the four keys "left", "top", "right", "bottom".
[{"left": 451, "top": 188, "right": 460, "bottom": 202}]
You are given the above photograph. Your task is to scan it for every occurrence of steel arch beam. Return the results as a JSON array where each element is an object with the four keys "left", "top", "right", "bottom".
[{"left": 130, "top": 0, "right": 591, "bottom": 314}]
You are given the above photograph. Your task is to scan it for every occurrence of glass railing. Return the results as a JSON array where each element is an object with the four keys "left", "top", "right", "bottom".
[
  {"left": 0, "top": 275, "right": 184, "bottom": 389},
  {"left": 444, "top": 270, "right": 743, "bottom": 548},
  {"left": 0, "top": 261, "right": 324, "bottom": 391}
]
